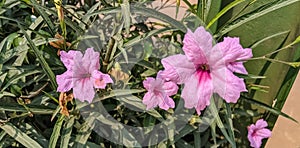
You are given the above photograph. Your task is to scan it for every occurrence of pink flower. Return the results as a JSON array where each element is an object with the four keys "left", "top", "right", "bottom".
[
  {"left": 160, "top": 26, "right": 252, "bottom": 114},
  {"left": 142, "top": 73, "right": 178, "bottom": 110},
  {"left": 247, "top": 119, "right": 271, "bottom": 148},
  {"left": 56, "top": 48, "right": 113, "bottom": 103}
]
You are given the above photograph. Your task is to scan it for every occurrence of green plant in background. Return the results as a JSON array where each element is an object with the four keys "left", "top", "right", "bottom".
[{"left": 0, "top": 0, "right": 299, "bottom": 147}]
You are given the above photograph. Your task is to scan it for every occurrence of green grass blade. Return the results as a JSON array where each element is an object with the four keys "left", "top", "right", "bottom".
[
  {"left": 175, "top": 139, "right": 193, "bottom": 148},
  {"left": 206, "top": 0, "right": 245, "bottom": 29},
  {"left": 30, "top": 0, "right": 56, "bottom": 36},
  {"left": 250, "top": 31, "right": 290, "bottom": 49},
  {"left": 19, "top": 123, "right": 49, "bottom": 147},
  {"left": 49, "top": 115, "right": 65, "bottom": 148},
  {"left": 174, "top": 124, "right": 196, "bottom": 142},
  {"left": 218, "top": 0, "right": 300, "bottom": 36},
  {"left": 209, "top": 98, "right": 236, "bottom": 147},
  {"left": 116, "top": 96, "right": 164, "bottom": 121},
  {"left": 0, "top": 122, "right": 42, "bottom": 148},
  {"left": 74, "top": 116, "right": 94, "bottom": 146},
  {"left": 241, "top": 95, "right": 298, "bottom": 123},
  {"left": 123, "top": 27, "right": 176, "bottom": 48},
  {"left": 130, "top": 6, "right": 186, "bottom": 32},
  {"left": 86, "top": 6, "right": 186, "bottom": 32},
  {"left": 76, "top": 89, "right": 146, "bottom": 109},
  {"left": 121, "top": 1, "right": 131, "bottom": 34},
  {"left": 0, "top": 69, "right": 42, "bottom": 92},
  {"left": 224, "top": 103, "right": 236, "bottom": 145},
  {"left": 19, "top": 24, "right": 58, "bottom": 90},
  {"left": 0, "top": 0, "right": 21, "bottom": 15},
  {"left": 60, "top": 116, "right": 75, "bottom": 148},
  {"left": 0, "top": 103, "right": 54, "bottom": 114},
  {"left": 193, "top": 130, "right": 201, "bottom": 148}
]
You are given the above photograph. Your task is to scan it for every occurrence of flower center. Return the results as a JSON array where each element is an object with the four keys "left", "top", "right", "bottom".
[
  {"left": 251, "top": 130, "right": 259, "bottom": 137},
  {"left": 95, "top": 77, "right": 105, "bottom": 87},
  {"left": 195, "top": 64, "right": 211, "bottom": 84},
  {"left": 197, "top": 64, "right": 210, "bottom": 72},
  {"left": 83, "top": 73, "right": 91, "bottom": 78}
]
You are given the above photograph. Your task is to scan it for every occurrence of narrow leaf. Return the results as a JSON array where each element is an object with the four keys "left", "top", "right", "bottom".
[
  {"left": 219, "top": 0, "right": 300, "bottom": 36},
  {"left": 19, "top": 24, "right": 58, "bottom": 90},
  {"left": 241, "top": 96, "right": 298, "bottom": 123},
  {"left": 49, "top": 115, "right": 64, "bottom": 148},
  {"left": 206, "top": 0, "right": 245, "bottom": 29},
  {"left": 0, "top": 123, "right": 42, "bottom": 148}
]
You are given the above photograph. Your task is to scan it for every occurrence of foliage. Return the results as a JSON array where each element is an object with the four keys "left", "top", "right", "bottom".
[{"left": 0, "top": 0, "right": 299, "bottom": 147}]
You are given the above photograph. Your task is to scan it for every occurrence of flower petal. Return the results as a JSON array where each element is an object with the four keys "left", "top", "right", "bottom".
[
  {"left": 60, "top": 50, "right": 79, "bottom": 70},
  {"left": 162, "top": 81, "right": 178, "bottom": 96},
  {"left": 249, "top": 135, "right": 263, "bottom": 148},
  {"left": 92, "top": 70, "right": 113, "bottom": 89},
  {"left": 73, "top": 77, "right": 95, "bottom": 103},
  {"left": 142, "top": 92, "right": 158, "bottom": 110},
  {"left": 158, "top": 96, "right": 175, "bottom": 110},
  {"left": 256, "top": 129, "right": 272, "bottom": 138},
  {"left": 182, "top": 72, "right": 213, "bottom": 115},
  {"left": 255, "top": 119, "right": 268, "bottom": 129},
  {"left": 143, "top": 77, "right": 156, "bottom": 91},
  {"left": 161, "top": 54, "right": 195, "bottom": 84},
  {"left": 182, "top": 27, "right": 213, "bottom": 65},
  {"left": 82, "top": 47, "right": 100, "bottom": 73},
  {"left": 56, "top": 70, "right": 73, "bottom": 92},
  {"left": 219, "top": 37, "right": 252, "bottom": 61},
  {"left": 212, "top": 67, "right": 247, "bottom": 103},
  {"left": 227, "top": 62, "right": 248, "bottom": 74}
]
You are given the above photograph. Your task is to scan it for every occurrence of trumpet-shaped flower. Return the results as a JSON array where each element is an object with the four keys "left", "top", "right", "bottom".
[
  {"left": 160, "top": 26, "right": 252, "bottom": 114},
  {"left": 56, "top": 48, "right": 113, "bottom": 103},
  {"left": 142, "top": 73, "right": 178, "bottom": 110},
  {"left": 247, "top": 119, "right": 271, "bottom": 148}
]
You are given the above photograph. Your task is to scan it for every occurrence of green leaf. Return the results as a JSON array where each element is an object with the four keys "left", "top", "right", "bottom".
[
  {"left": 76, "top": 89, "right": 146, "bottom": 109},
  {"left": 121, "top": 0, "right": 131, "bottom": 34},
  {"left": 0, "top": 122, "right": 42, "bottom": 148},
  {"left": 250, "top": 31, "right": 290, "bottom": 49},
  {"left": 206, "top": 0, "right": 246, "bottom": 29},
  {"left": 49, "top": 115, "right": 65, "bottom": 148},
  {"left": 87, "top": 6, "right": 186, "bottom": 32},
  {"left": 208, "top": 97, "right": 236, "bottom": 147},
  {"left": 19, "top": 123, "right": 49, "bottom": 147},
  {"left": 30, "top": 0, "right": 55, "bottom": 36},
  {"left": 0, "top": 32, "right": 19, "bottom": 53},
  {"left": 174, "top": 124, "right": 196, "bottom": 142},
  {"left": 0, "top": 0, "right": 21, "bottom": 15},
  {"left": 130, "top": 6, "right": 186, "bottom": 32},
  {"left": 116, "top": 96, "right": 164, "bottom": 121},
  {"left": 74, "top": 116, "right": 94, "bottom": 146},
  {"left": 1, "top": 69, "right": 42, "bottom": 93},
  {"left": 241, "top": 95, "right": 298, "bottom": 123},
  {"left": 88, "top": 111, "right": 142, "bottom": 147},
  {"left": 35, "top": 4, "right": 84, "bottom": 34},
  {"left": 224, "top": 103, "right": 235, "bottom": 146},
  {"left": 0, "top": 103, "right": 54, "bottom": 114},
  {"left": 123, "top": 28, "right": 176, "bottom": 48},
  {"left": 193, "top": 130, "right": 201, "bottom": 148},
  {"left": 79, "top": 2, "right": 101, "bottom": 29},
  {"left": 175, "top": 139, "right": 193, "bottom": 148},
  {"left": 19, "top": 24, "right": 58, "bottom": 90},
  {"left": 218, "top": 0, "right": 300, "bottom": 36},
  {"left": 60, "top": 116, "right": 75, "bottom": 148}
]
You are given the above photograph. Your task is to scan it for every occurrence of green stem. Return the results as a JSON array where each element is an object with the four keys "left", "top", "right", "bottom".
[{"left": 102, "top": 38, "right": 115, "bottom": 73}]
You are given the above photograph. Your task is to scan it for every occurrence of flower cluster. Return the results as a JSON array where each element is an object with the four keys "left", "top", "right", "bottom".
[
  {"left": 56, "top": 47, "right": 113, "bottom": 103},
  {"left": 54, "top": 27, "right": 272, "bottom": 148},
  {"left": 142, "top": 26, "right": 252, "bottom": 114},
  {"left": 142, "top": 26, "right": 271, "bottom": 148}
]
